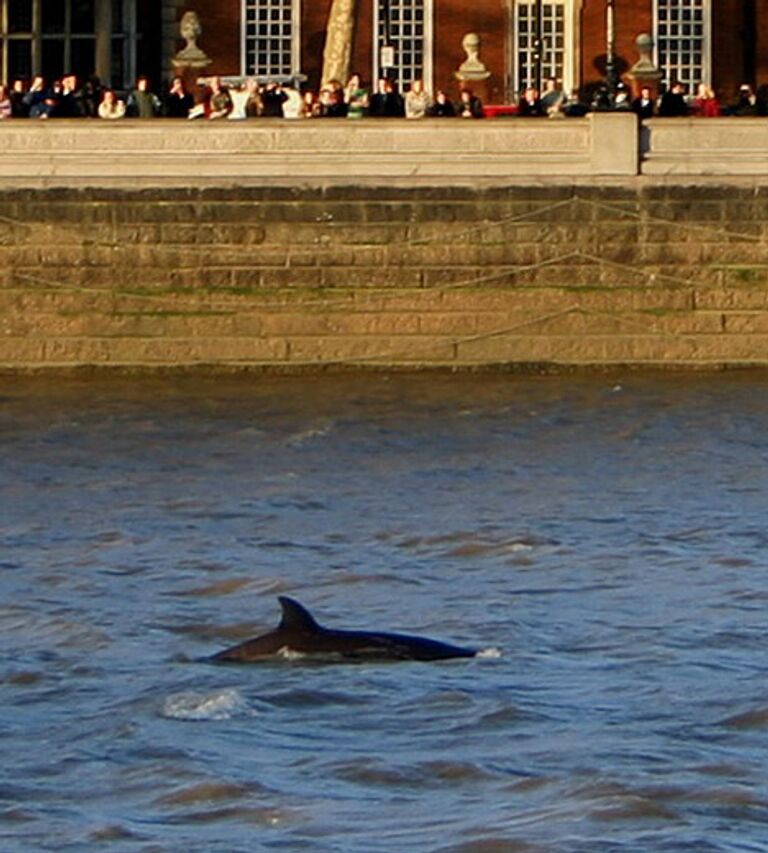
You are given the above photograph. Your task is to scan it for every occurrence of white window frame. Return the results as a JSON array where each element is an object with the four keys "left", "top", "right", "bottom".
[
  {"left": 241, "top": 0, "right": 301, "bottom": 80},
  {"left": 372, "top": 0, "right": 433, "bottom": 93},
  {"left": 510, "top": 0, "right": 579, "bottom": 96},
  {"left": 653, "top": 0, "right": 711, "bottom": 91}
]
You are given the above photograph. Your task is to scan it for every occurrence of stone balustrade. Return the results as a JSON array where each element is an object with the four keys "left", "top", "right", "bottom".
[
  {"left": 6, "top": 114, "right": 768, "bottom": 183},
  {"left": 0, "top": 113, "right": 637, "bottom": 184},
  {"left": 642, "top": 118, "right": 768, "bottom": 176}
]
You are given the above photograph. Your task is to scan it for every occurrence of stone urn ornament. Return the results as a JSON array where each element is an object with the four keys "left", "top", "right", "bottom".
[
  {"left": 455, "top": 33, "right": 491, "bottom": 83},
  {"left": 626, "top": 33, "right": 662, "bottom": 96},
  {"left": 173, "top": 10, "right": 212, "bottom": 70}
]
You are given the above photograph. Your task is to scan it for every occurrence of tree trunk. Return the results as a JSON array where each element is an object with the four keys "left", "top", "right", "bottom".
[{"left": 321, "top": 0, "right": 358, "bottom": 87}]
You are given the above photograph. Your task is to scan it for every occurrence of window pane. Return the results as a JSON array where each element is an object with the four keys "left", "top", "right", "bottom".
[
  {"left": 244, "top": 0, "right": 296, "bottom": 76},
  {"left": 72, "top": 0, "right": 96, "bottom": 33},
  {"left": 111, "top": 37, "right": 125, "bottom": 86},
  {"left": 377, "top": 0, "right": 428, "bottom": 90},
  {"left": 71, "top": 37, "right": 95, "bottom": 77},
  {"left": 42, "top": 1, "right": 67, "bottom": 34},
  {"left": 516, "top": 1, "right": 566, "bottom": 90},
  {"left": 112, "top": 0, "right": 125, "bottom": 31},
  {"left": 8, "top": 39, "right": 33, "bottom": 79},
  {"left": 8, "top": 0, "right": 34, "bottom": 33},
  {"left": 41, "top": 38, "right": 65, "bottom": 79},
  {"left": 655, "top": 0, "right": 708, "bottom": 89}
]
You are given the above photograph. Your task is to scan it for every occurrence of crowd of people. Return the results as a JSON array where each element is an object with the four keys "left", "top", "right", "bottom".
[
  {"left": 0, "top": 72, "right": 491, "bottom": 121},
  {"left": 1, "top": 71, "right": 767, "bottom": 121}
]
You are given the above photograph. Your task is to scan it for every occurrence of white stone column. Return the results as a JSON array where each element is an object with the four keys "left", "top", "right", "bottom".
[
  {"left": 95, "top": 0, "right": 112, "bottom": 85},
  {"left": 322, "top": 0, "right": 358, "bottom": 86}
]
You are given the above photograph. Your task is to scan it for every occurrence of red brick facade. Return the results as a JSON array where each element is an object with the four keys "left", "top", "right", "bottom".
[
  {"left": 178, "top": 1, "right": 766, "bottom": 102},
  {"left": 0, "top": 2, "right": 761, "bottom": 100}
]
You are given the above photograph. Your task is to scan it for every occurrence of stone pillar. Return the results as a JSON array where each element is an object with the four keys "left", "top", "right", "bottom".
[
  {"left": 125, "top": 0, "right": 137, "bottom": 86},
  {"left": 95, "top": 0, "right": 112, "bottom": 86},
  {"left": 322, "top": 0, "right": 358, "bottom": 87},
  {"left": 589, "top": 112, "right": 638, "bottom": 176}
]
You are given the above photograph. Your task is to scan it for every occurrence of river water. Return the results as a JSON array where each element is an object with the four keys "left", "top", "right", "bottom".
[{"left": 2, "top": 372, "right": 768, "bottom": 852}]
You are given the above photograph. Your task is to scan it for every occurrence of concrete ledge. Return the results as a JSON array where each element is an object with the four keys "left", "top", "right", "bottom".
[
  {"left": 0, "top": 113, "right": 638, "bottom": 186},
  {"left": 643, "top": 118, "right": 768, "bottom": 175}
]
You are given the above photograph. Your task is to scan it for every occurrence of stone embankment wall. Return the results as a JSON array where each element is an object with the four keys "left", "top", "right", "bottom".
[{"left": 3, "top": 183, "right": 768, "bottom": 370}]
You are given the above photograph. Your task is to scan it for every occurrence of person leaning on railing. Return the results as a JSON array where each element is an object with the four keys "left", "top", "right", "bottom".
[
  {"left": 517, "top": 87, "right": 544, "bottom": 117},
  {"left": 9, "top": 79, "right": 28, "bottom": 117},
  {"left": 458, "top": 88, "right": 484, "bottom": 119},
  {"left": 631, "top": 85, "right": 656, "bottom": 119},
  {"left": 97, "top": 89, "right": 126, "bottom": 120},
  {"left": 405, "top": 79, "right": 433, "bottom": 119},
  {"left": 163, "top": 76, "right": 194, "bottom": 118},
  {"left": 658, "top": 82, "right": 688, "bottom": 117},
  {"left": 728, "top": 84, "right": 768, "bottom": 117},
  {"left": 344, "top": 73, "right": 370, "bottom": 119},
  {"left": 427, "top": 90, "right": 456, "bottom": 117},
  {"left": 126, "top": 76, "right": 161, "bottom": 118},
  {"left": 0, "top": 85, "right": 12, "bottom": 119},
  {"left": 369, "top": 78, "right": 405, "bottom": 118},
  {"left": 691, "top": 83, "right": 721, "bottom": 117}
]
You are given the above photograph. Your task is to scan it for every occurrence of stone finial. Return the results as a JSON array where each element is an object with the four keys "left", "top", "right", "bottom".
[
  {"left": 626, "top": 32, "right": 662, "bottom": 97},
  {"left": 629, "top": 33, "right": 661, "bottom": 79},
  {"left": 455, "top": 32, "right": 491, "bottom": 82},
  {"left": 173, "top": 10, "right": 212, "bottom": 70}
]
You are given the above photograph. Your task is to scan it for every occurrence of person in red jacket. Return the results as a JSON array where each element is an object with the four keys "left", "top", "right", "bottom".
[{"left": 691, "top": 83, "right": 721, "bottom": 117}]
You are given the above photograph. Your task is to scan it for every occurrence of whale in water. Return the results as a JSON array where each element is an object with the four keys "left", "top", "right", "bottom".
[{"left": 211, "top": 596, "right": 479, "bottom": 662}]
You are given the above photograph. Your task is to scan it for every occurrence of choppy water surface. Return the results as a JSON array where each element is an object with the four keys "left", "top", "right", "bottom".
[{"left": 2, "top": 372, "right": 768, "bottom": 852}]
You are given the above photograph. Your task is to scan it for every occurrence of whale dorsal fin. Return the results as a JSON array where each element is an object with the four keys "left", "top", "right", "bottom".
[{"left": 278, "top": 596, "right": 321, "bottom": 632}]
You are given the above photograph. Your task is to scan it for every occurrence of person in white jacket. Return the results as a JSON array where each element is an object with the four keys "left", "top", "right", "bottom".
[{"left": 405, "top": 79, "right": 433, "bottom": 119}]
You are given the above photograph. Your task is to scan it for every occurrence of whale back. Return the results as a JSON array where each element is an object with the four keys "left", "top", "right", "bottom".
[{"left": 212, "top": 596, "right": 479, "bottom": 662}]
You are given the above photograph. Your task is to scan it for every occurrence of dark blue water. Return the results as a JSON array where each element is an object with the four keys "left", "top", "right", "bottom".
[{"left": 2, "top": 372, "right": 768, "bottom": 852}]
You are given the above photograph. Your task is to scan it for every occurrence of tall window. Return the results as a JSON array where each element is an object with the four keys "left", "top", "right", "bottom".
[
  {"left": 515, "top": 1, "right": 566, "bottom": 90},
  {"left": 654, "top": 0, "right": 710, "bottom": 91},
  {"left": 373, "top": 0, "right": 433, "bottom": 92},
  {"left": 243, "top": 0, "right": 299, "bottom": 78},
  {"left": 40, "top": 0, "right": 96, "bottom": 81},
  {"left": 0, "top": 1, "right": 138, "bottom": 86},
  {"left": 512, "top": 0, "right": 581, "bottom": 95}
]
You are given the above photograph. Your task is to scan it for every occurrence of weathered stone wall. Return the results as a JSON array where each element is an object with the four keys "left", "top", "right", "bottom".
[{"left": 2, "top": 182, "right": 768, "bottom": 370}]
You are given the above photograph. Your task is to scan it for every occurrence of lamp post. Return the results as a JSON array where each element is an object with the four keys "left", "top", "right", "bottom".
[
  {"left": 380, "top": 0, "right": 395, "bottom": 81},
  {"left": 605, "top": 0, "right": 617, "bottom": 95},
  {"left": 532, "top": 0, "right": 543, "bottom": 92}
]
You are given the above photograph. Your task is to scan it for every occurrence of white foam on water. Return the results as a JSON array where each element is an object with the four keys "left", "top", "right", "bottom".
[
  {"left": 162, "top": 688, "right": 252, "bottom": 721},
  {"left": 477, "top": 647, "right": 503, "bottom": 659}
]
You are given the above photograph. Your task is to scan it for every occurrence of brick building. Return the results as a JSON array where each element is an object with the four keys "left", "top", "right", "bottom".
[{"left": 0, "top": 1, "right": 764, "bottom": 102}]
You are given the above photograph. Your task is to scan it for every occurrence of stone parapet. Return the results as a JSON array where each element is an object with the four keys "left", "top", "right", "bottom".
[
  {"left": 0, "top": 113, "right": 638, "bottom": 185},
  {"left": 7, "top": 116, "right": 768, "bottom": 185},
  {"left": 642, "top": 118, "right": 768, "bottom": 176}
]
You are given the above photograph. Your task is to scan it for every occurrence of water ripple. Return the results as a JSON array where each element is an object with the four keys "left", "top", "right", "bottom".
[{"left": 4, "top": 372, "right": 768, "bottom": 852}]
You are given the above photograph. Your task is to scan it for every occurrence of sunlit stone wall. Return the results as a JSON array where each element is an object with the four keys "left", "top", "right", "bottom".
[{"left": 2, "top": 180, "right": 768, "bottom": 370}]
